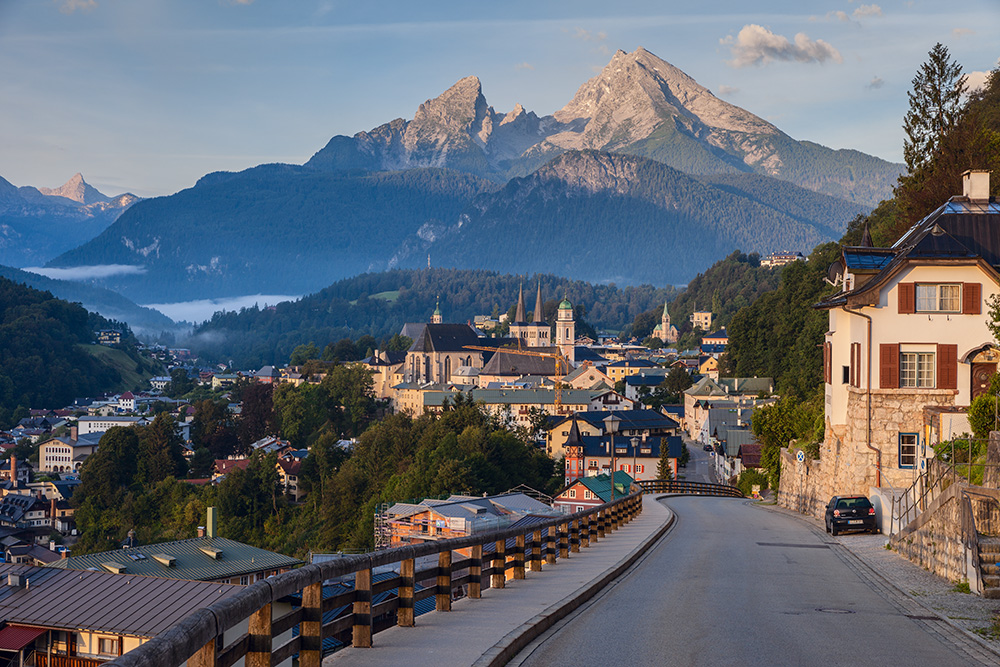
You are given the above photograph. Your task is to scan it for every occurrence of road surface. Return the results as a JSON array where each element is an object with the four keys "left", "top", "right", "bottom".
[{"left": 514, "top": 496, "right": 988, "bottom": 666}]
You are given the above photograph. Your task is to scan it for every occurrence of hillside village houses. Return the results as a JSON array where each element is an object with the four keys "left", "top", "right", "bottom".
[{"left": 781, "top": 170, "right": 1000, "bottom": 519}]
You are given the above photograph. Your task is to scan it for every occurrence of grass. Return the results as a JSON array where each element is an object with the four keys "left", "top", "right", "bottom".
[
  {"left": 371, "top": 290, "right": 400, "bottom": 303},
  {"left": 81, "top": 344, "right": 155, "bottom": 392},
  {"left": 951, "top": 581, "right": 972, "bottom": 594}
]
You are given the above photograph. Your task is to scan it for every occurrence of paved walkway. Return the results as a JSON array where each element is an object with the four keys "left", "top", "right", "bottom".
[
  {"left": 325, "top": 495, "right": 674, "bottom": 667},
  {"left": 767, "top": 502, "right": 1000, "bottom": 657}
]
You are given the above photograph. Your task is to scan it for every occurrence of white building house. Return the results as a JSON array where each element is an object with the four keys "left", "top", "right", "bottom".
[{"left": 813, "top": 170, "right": 998, "bottom": 494}]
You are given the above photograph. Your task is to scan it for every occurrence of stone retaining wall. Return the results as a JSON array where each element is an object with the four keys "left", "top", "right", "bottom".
[{"left": 889, "top": 483, "right": 968, "bottom": 584}]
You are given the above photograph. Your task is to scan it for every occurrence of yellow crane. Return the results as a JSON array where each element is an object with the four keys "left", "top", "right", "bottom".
[{"left": 463, "top": 344, "right": 571, "bottom": 407}]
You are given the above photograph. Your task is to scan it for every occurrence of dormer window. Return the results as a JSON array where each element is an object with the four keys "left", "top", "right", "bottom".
[{"left": 916, "top": 284, "right": 960, "bottom": 312}]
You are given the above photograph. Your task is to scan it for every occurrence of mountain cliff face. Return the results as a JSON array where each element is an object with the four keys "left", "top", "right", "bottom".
[
  {"left": 308, "top": 47, "right": 900, "bottom": 205},
  {"left": 0, "top": 174, "right": 139, "bottom": 267},
  {"left": 388, "top": 151, "right": 868, "bottom": 285}
]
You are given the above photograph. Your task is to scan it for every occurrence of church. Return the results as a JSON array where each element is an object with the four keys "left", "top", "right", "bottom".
[
  {"left": 507, "top": 282, "right": 576, "bottom": 364},
  {"left": 651, "top": 303, "right": 678, "bottom": 344}
]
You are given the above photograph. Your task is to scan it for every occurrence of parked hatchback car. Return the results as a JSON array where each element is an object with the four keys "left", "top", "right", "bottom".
[{"left": 825, "top": 495, "right": 877, "bottom": 535}]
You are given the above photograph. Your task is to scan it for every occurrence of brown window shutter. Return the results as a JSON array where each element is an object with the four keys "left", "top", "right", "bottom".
[
  {"left": 937, "top": 343, "right": 958, "bottom": 389},
  {"left": 823, "top": 342, "right": 830, "bottom": 384},
  {"left": 963, "top": 282, "right": 982, "bottom": 314},
  {"left": 880, "top": 343, "right": 899, "bottom": 389},
  {"left": 898, "top": 283, "right": 915, "bottom": 314}
]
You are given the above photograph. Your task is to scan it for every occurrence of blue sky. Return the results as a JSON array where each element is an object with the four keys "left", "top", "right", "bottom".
[{"left": 1, "top": 0, "right": 997, "bottom": 197}]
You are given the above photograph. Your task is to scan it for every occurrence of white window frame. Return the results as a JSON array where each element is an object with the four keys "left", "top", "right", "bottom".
[
  {"left": 900, "top": 351, "right": 935, "bottom": 388},
  {"left": 568, "top": 489, "right": 576, "bottom": 498},
  {"left": 98, "top": 638, "right": 118, "bottom": 656},
  {"left": 915, "top": 283, "right": 961, "bottom": 312}
]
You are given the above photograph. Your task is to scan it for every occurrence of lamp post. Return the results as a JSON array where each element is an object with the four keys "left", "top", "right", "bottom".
[
  {"left": 631, "top": 436, "right": 640, "bottom": 482},
  {"left": 603, "top": 414, "right": 621, "bottom": 500}
]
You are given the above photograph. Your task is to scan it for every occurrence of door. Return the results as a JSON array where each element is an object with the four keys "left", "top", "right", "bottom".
[{"left": 971, "top": 363, "right": 996, "bottom": 399}]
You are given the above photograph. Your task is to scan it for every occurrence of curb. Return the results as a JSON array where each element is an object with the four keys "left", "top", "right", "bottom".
[
  {"left": 472, "top": 503, "right": 675, "bottom": 667},
  {"left": 761, "top": 501, "right": 1000, "bottom": 663}
]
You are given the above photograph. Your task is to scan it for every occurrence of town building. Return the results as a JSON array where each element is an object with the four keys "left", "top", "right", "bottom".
[
  {"left": 546, "top": 409, "right": 680, "bottom": 459},
  {"left": 553, "top": 471, "right": 635, "bottom": 514},
  {"left": 761, "top": 251, "right": 805, "bottom": 268},
  {"left": 690, "top": 310, "right": 713, "bottom": 330},
  {"left": 76, "top": 416, "right": 149, "bottom": 436},
  {"left": 39, "top": 432, "right": 101, "bottom": 473},
  {"left": 786, "top": 170, "right": 1000, "bottom": 511},
  {"left": 651, "top": 303, "right": 679, "bottom": 344},
  {"left": 563, "top": 419, "right": 680, "bottom": 484}
]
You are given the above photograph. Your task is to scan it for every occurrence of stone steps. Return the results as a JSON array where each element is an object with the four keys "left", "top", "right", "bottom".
[{"left": 979, "top": 536, "right": 1000, "bottom": 596}]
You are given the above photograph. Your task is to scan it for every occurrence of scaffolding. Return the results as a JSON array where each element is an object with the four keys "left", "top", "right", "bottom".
[{"left": 373, "top": 502, "right": 392, "bottom": 551}]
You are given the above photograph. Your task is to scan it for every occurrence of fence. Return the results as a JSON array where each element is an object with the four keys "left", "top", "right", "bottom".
[
  {"left": 107, "top": 491, "right": 643, "bottom": 667},
  {"left": 637, "top": 479, "right": 744, "bottom": 498}
]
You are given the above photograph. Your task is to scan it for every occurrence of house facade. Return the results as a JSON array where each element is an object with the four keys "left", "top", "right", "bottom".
[{"left": 784, "top": 170, "right": 1000, "bottom": 515}]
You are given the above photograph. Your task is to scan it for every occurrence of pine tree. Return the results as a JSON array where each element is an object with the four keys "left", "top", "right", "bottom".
[
  {"left": 657, "top": 445, "right": 674, "bottom": 481},
  {"left": 902, "top": 43, "right": 967, "bottom": 174}
]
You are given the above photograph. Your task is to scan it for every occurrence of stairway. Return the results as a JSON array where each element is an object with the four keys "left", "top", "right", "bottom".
[{"left": 978, "top": 536, "right": 1000, "bottom": 599}]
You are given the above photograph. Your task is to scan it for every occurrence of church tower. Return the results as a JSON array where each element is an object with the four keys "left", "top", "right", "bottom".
[
  {"left": 509, "top": 284, "right": 529, "bottom": 344},
  {"left": 431, "top": 297, "right": 443, "bottom": 324},
  {"left": 524, "top": 280, "right": 549, "bottom": 347},
  {"left": 556, "top": 296, "right": 576, "bottom": 363}
]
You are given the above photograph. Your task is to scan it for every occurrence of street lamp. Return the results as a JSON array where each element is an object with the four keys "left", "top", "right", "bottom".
[
  {"left": 631, "top": 436, "right": 640, "bottom": 482},
  {"left": 603, "top": 414, "right": 621, "bottom": 500}
]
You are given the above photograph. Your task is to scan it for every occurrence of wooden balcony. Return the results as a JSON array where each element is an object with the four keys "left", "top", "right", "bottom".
[{"left": 36, "top": 654, "right": 108, "bottom": 667}]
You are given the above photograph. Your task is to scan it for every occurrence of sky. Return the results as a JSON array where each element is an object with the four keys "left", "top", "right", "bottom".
[{"left": 1, "top": 0, "right": 998, "bottom": 198}]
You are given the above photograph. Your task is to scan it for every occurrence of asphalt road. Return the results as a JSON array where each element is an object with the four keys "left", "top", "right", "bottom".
[{"left": 513, "top": 496, "right": 981, "bottom": 667}]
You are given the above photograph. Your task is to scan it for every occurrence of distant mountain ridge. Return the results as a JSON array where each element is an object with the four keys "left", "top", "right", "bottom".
[
  {"left": 308, "top": 47, "right": 901, "bottom": 206},
  {"left": 47, "top": 47, "right": 891, "bottom": 303},
  {"left": 0, "top": 173, "right": 139, "bottom": 267}
]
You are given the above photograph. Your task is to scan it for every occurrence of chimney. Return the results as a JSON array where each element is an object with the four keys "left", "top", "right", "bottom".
[
  {"left": 206, "top": 506, "right": 217, "bottom": 538},
  {"left": 9, "top": 454, "right": 15, "bottom": 482},
  {"left": 50, "top": 497, "right": 57, "bottom": 522},
  {"left": 963, "top": 170, "right": 990, "bottom": 202},
  {"left": 61, "top": 549, "right": 69, "bottom": 560},
  {"left": 70, "top": 426, "right": 78, "bottom": 442}
]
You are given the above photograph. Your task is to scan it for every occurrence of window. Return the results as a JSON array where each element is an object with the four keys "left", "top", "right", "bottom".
[
  {"left": 899, "top": 433, "right": 918, "bottom": 468},
  {"left": 568, "top": 489, "right": 576, "bottom": 498},
  {"left": 240, "top": 575, "right": 250, "bottom": 585},
  {"left": 842, "top": 366, "right": 850, "bottom": 384},
  {"left": 98, "top": 638, "right": 118, "bottom": 655},
  {"left": 916, "top": 284, "right": 960, "bottom": 312},
  {"left": 900, "top": 352, "right": 934, "bottom": 388},
  {"left": 584, "top": 490, "right": 592, "bottom": 499}
]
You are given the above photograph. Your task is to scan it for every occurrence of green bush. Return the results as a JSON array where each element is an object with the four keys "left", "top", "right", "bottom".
[{"left": 737, "top": 468, "right": 769, "bottom": 497}]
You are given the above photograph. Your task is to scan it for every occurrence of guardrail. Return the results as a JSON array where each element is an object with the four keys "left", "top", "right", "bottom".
[
  {"left": 107, "top": 491, "right": 643, "bottom": 667},
  {"left": 638, "top": 479, "right": 744, "bottom": 498}
]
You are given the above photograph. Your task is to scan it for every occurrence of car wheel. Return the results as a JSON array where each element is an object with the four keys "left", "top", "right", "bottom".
[
  {"left": 825, "top": 520, "right": 830, "bottom": 534},
  {"left": 831, "top": 525, "right": 838, "bottom": 536}
]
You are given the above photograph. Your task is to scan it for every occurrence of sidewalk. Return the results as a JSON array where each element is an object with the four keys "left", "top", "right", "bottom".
[
  {"left": 766, "top": 502, "right": 1000, "bottom": 658},
  {"left": 325, "top": 495, "right": 673, "bottom": 667}
]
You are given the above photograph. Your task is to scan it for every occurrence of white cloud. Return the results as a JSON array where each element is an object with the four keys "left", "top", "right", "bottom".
[
  {"left": 965, "top": 60, "right": 999, "bottom": 92},
  {"left": 722, "top": 25, "right": 843, "bottom": 68},
  {"left": 573, "top": 27, "right": 607, "bottom": 43},
  {"left": 827, "top": 11, "right": 851, "bottom": 22},
  {"left": 853, "top": 4, "right": 883, "bottom": 18},
  {"left": 57, "top": 0, "right": 96, "bottom": 14},
  {"left": 717, "top": 85, "right": 739, "bottom": 95},
  {"left": 953, "top": 27, "right": 975, "bottom": 38},
  {"left": 867, "top": 76, "right": 884, "bottom": 90},
  {"left": 514, "top": 62, "right": 535, "bottom": 71},
  {"left": 23, "top": 264, "right": 146, "bottom": 280}
]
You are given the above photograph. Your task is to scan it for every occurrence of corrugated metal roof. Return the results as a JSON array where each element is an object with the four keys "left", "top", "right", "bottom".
[
  {"left": 0, "top": 564, "right": 241, "bottom": 637},
  {"left": 46, "top": 536, "right": 302, "bottom": 581}
]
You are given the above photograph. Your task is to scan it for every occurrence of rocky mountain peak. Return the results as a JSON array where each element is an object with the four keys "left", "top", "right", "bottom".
[{"left": 39, "top": 173, "right": 110, "bottom": 205}]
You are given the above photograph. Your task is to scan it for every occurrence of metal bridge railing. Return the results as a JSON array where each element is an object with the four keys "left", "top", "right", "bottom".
[
  {"left": 638, "top": 479, "right": 745, "bottom": 498},
  {"left": 106, "top": 491, "right": 644, "bottom": 667}
]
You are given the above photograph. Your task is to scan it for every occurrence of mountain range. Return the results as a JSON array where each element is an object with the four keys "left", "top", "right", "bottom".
[
  {"left": 0, "top": 173, "right": 139, "bottom": 267},
  {"left": 45, "top": 47, "right": 900, "bottom": 305}
]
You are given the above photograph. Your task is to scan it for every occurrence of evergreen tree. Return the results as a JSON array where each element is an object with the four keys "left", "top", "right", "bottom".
[
  {"left": 657, "top": 445, "right": 674, "bottom": 481},
  {"left": 902, "top": 43, "right": 967, "bottom": 174}
]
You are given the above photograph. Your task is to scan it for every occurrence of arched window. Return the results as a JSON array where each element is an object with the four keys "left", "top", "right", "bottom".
[{"left": 444, "top": 356, "right": 452, "bottom": 380}]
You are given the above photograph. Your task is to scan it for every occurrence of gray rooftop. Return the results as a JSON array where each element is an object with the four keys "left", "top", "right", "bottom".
[{"left": 0, "top": 564, "right": 241, "bottom": 637}]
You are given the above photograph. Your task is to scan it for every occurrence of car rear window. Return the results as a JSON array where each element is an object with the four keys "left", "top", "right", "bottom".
[{"left": 836, "top": 497, "right": 872, "bottom": 510}]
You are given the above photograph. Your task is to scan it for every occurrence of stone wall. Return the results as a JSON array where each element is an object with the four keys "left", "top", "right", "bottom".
[{"left": 889, "top": 483, "right": 968, "bottom": 584}]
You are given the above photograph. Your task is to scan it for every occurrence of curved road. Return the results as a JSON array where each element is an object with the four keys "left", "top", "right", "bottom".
[{"left": 515, "top": 496, "right": 984, "bottom": 666}]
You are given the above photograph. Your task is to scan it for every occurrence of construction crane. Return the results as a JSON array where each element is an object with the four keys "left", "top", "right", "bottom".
[{"left": 463, "top": 345, "right": 571, "bottom": 407}]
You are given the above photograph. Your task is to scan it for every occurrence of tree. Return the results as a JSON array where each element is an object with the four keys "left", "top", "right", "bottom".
[
  {"left": 903, "top": 42, "right": 967, "bottom": 174},
  {"left": 237, "top": 382, "right": 275, "bottom": 450},
  {"left": 657, "top": 445, "right": 674, "bottom": 481},
  {"left": 137, "top": 413, "right": 187, "bottom": 484},
  {"left": 663, "top": 366, "right": 693, "bottom": 395},
  {"left": 290, "top": 343, "right": 321, "bottom": 366},
  {"left": 166, "top": 367, "right": 194, "bottom": 398}
]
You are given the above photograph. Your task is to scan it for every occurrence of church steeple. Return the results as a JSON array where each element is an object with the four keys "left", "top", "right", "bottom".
[
  {"left": 431, "top": 296, "right": 443, "bottom": 324},
  {"left": 514, "top": 283, "right": 527, "bottom": 323},
  {"left": 533, "top": 281, "right": 544, "bottom": 324},
  {"left": 861, "top": 220, "right": 874, "bottom": 248}
]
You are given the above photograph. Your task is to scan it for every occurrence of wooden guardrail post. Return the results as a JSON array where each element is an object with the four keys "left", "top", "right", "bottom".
[
  {"left": 611, "top": 503, "right": 619, "bottom": 531},
  {"left": 580, "top": 516, "right": 590, "bottom": 548},
  {"left": 587, "top": 511, "right": 596, "bottom": 544},
  {"left": 514, "top": 533, "right": 526, "bottom": 579},
  {"left": 469, "top": 546, "right": 482, "bottom": 599},
  {"left": 398, "top": 558, "right": 415, "bottom": 626},
  {"left": 546, "top": 526, "right": 556, "bottom": 565},
  {"left": 300, "top": 581, "right": 323, "bottom": 667},
  {"left": 247, "top": 602, "right": 272, "bottom": 667},
  {"left": 559, "top": 521, "right": 569, "bottom": 559},
  {"left": 570, "top": 519, "right": 580, "bottom": 553},
  {"left": 436, "top": 550, "right": 452, "bottom": 612},
  {"left": 353, "top": 567, "right": 373, "bottom": 648},
  {"left": 531, "top": 529, "right": 542, "bottom": 571},
  {"left": 492, "top": 539, "right": 506, "bottom": 588},
  {"left": 188, "top": 638, "right": 217, "bottom": 667},
  {"left": 597, "top": 508, "right": 606, "bottom": 539}
]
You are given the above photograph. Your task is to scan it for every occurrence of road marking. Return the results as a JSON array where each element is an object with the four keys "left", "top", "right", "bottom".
[{"left": 756, "top": 542, "right": 830, "bottom": 549}]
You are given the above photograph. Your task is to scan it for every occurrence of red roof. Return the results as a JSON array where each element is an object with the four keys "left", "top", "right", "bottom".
[
  {"left": 738, "top": 443, "right": 763, "bottom": 468},
  {"left": 214, "top": 459, "right": 250, "bottom": 475},
  {"left": 120, "top": 391, "right": 134, "bottom": 400},
  {"left": 0, "top": 625, "right": 46, "bottom": 650}
]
